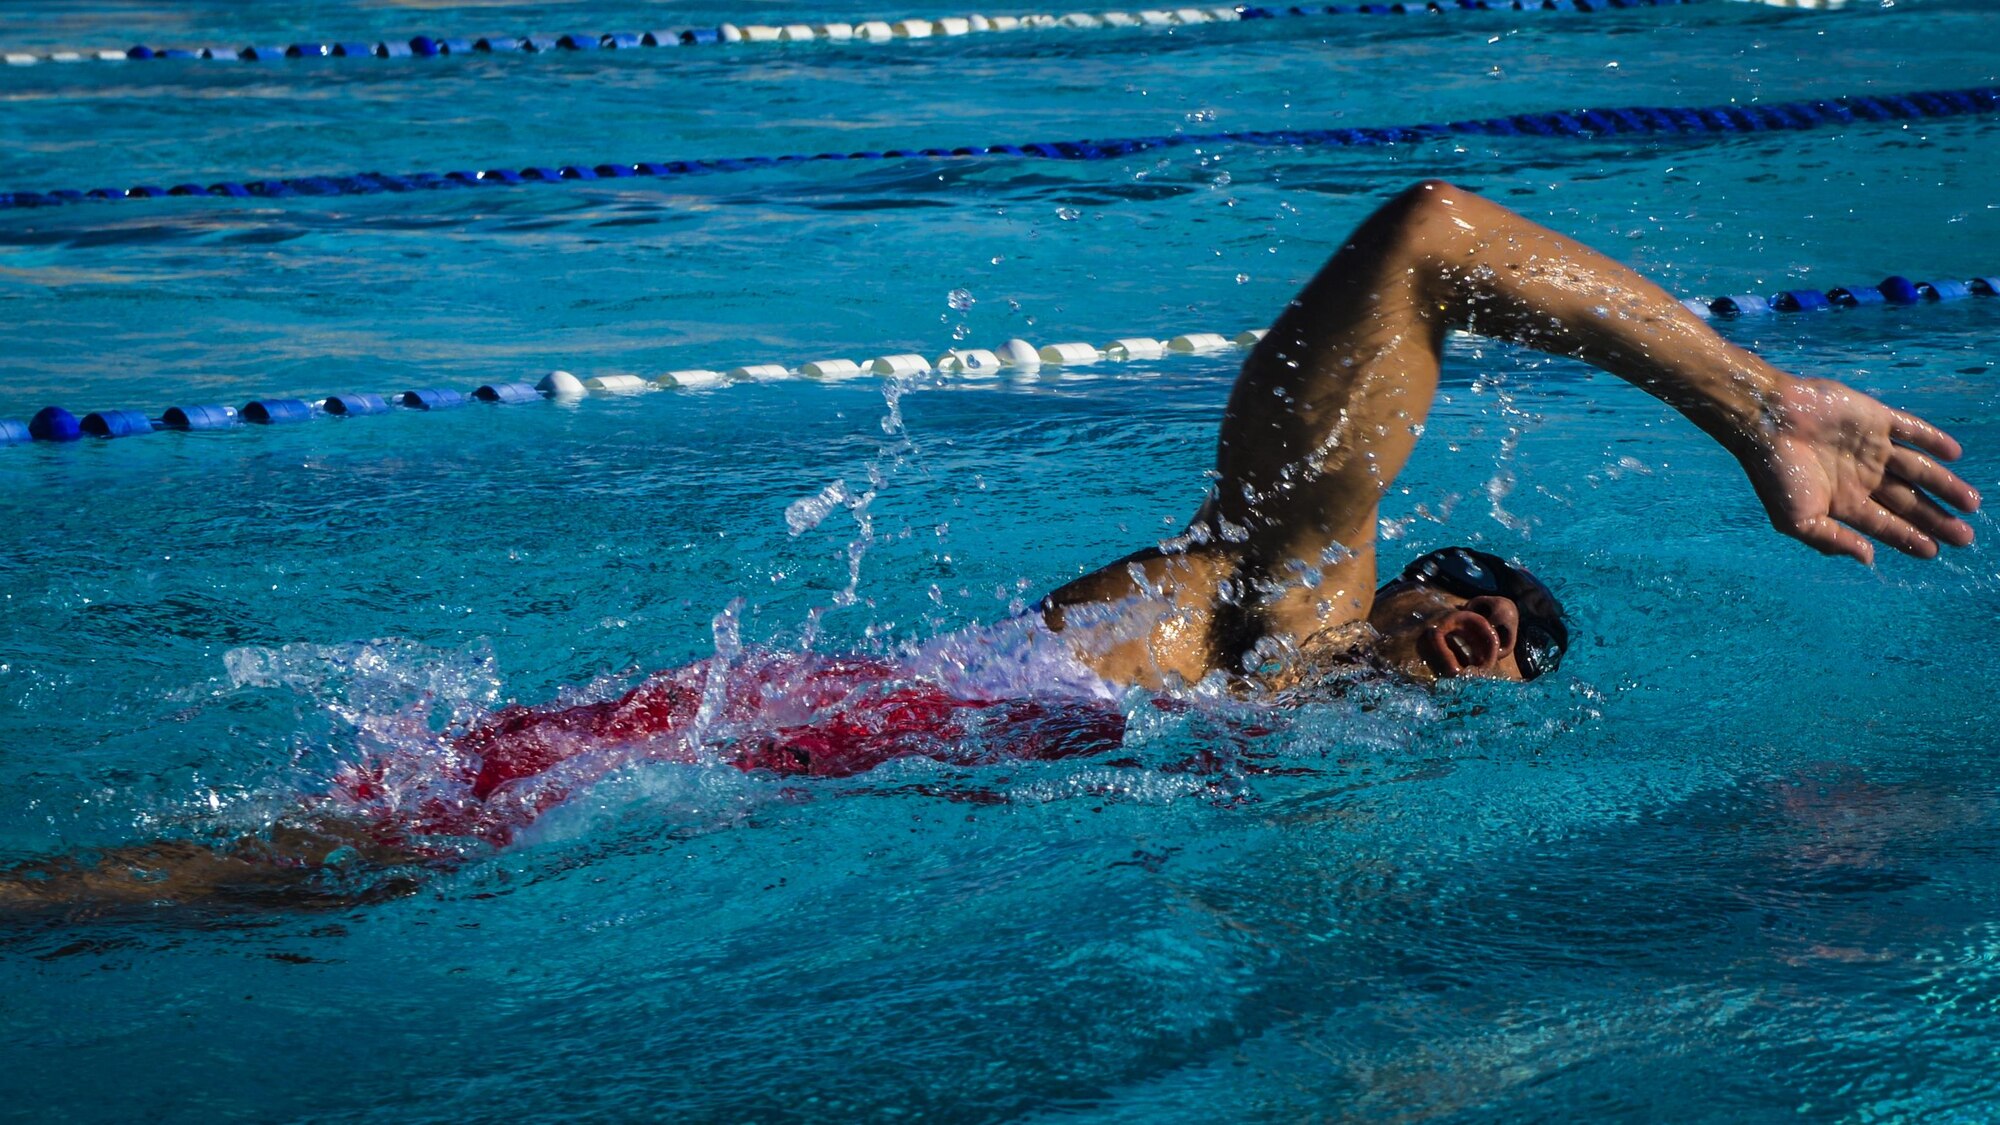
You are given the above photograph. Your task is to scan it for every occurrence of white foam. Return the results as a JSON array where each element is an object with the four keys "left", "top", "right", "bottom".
[{"left": 913, "top": 614, "right": 1123, "bottom": 704}]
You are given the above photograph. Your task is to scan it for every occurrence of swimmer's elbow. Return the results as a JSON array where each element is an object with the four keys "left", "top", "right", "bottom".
[
  {"left": 1352, "top": 180, "right": 1483, "bottom": 270},
  {"left": 1402, "top": 177, "right": 1467, "bottom": 203},
  {"left": 1385, "top": 179, "right": 1474, "bottom": 226}
]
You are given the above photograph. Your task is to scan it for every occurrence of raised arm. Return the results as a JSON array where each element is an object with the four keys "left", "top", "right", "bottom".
[{"left": 1045, "top": 180, "right": 1978, "bottom": 688}]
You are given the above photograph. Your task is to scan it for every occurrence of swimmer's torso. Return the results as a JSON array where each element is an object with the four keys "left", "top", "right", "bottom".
[{"left": 1039, "top": 536, "right": 1381, "bottom": 690}]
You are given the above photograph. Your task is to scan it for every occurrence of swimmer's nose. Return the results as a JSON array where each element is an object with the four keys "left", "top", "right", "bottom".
[{"left": 1463, "top": 595, "right": 1520, "bottom": 659}]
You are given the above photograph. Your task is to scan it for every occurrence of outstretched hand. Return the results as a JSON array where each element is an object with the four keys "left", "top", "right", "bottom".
[{"left": 1737, "top": 376, "right": 1980, "bottom": 565}]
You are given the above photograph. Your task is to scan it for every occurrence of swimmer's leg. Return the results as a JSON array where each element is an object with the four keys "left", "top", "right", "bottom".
[{"left": 0, "top": 822, "right": 427, "bottom": 918}]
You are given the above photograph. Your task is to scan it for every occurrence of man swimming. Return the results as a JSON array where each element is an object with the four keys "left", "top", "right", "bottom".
[
  {"left": 1045, "top": 179, "right": 1977, "bottom": 689},
  {"left": 0, "top": 180, "right": 1978, "bottom": 915}
]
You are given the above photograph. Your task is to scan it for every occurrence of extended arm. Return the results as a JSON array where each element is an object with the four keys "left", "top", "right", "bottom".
[{"left": 1046, "top": 180, "right": 1978, "bottom": 688}]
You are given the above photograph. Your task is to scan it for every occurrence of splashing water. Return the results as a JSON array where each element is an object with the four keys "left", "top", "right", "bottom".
[
  {"left": 256, "top": 369, "right": 1474, "bottom": 866},
  {"left": 225, "top": 633, "right": 1311, "bottom": 866},
  {"left": 196, "top": 601, "right": 1461, "bottom": 884}
]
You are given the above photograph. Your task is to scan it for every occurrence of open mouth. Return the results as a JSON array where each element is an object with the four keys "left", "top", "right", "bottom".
[{"left": 1422, "top": 613, "right": 1502, "bottom": 678}]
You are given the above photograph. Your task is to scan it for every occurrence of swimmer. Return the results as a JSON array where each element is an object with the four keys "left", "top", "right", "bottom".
[
  {"left": 1043, "top": 179, "right": 1979, "bottom": 689},
  {"left": 1, "top": 180, "right": 1978, "bottom": 917}
]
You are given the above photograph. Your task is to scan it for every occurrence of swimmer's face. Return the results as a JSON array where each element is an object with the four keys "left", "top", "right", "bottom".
[{"left": 1367, "top": 581, "right": 1528, "bottom": 683}]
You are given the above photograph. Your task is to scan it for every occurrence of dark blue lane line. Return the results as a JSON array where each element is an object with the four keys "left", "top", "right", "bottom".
[{"left": 3, "top": 85, "right": 1993, "bottom": 213}]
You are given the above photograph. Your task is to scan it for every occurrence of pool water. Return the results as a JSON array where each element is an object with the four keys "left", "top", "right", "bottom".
[{"left": 3, "top": 1, "right": 1999, "bottom": 1120}]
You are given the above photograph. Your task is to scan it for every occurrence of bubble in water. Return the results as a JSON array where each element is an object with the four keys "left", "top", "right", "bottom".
[
  {"left": 1236, "top": 273, "right": 1251, "bottom": 285},
  {"left": 947, "top": 287, "right": 975, "bottom": 311},
  {"left": 1056, "top": 206, "right": 1081, "bottom": 221}
]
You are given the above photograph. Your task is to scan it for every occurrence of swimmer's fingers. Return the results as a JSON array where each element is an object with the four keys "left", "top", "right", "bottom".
[
  {"left": 1842, "top": 499, "right": 1940, "bottom": 560},
  {"left": 1788, "top": 514, "right": 1875, "bottom": 566},
  {"left": 1887, "top": 446, "right": 1982, "bottom": 514},
  {"left": 1888, "top": 409, "right": 1964, "bottom": 463},
  {"left": 1878, "top": 476, "right": 1976, "bottom": 549}
]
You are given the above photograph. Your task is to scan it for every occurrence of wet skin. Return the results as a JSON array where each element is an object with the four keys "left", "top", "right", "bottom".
[
  {"left": 2, "top": 180, "right": 1981, "bottom": 916},
  {"left": 1366, "top": 582, "right": 1527, "bottom": 684},
  {"left": 1046, "top": 179, "right": 1979, "bottom": 690}
]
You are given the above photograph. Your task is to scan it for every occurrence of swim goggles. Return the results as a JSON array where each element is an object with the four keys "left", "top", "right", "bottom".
[{"left": 1395, "top": 546, "right": 1570, "bottom": 681}]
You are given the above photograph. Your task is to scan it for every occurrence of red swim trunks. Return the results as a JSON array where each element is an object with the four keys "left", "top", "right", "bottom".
[{"left": 337, "top": 651, "right": 1128, "bottom": 845}]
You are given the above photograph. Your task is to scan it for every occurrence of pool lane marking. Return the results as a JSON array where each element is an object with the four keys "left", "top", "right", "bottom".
[
  {"left": 0, "top": 0, "right": 1711, "bottom": 69},
  {"left": 7, "top": 276, "right": 1998, "bottom": 446},
  {"left": 3, "top": 84, "right": 1994, "bottom": 213}
]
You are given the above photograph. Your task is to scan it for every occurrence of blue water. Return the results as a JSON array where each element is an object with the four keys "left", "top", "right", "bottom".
[{"left": 4, "top": 2, "right": 2000, "bottom": 1120}]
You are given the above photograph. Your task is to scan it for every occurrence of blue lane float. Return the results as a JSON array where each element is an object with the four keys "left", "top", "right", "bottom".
[
  {"left": 242, "top": 399, "right": 313, "bottom": 424},
  {"left": 400, "top": 388, "right": 465, "bottom": 410},
  {"left": 28, "top": 407, "right": 81, "bottom": 442},
  {"left": 1878, "top": 275, "right": 1922, "bottom": 304},
  {"left": 1773, "top": 289, "right": 1831, "bottom": 312},
  {"left": 323, "top": 392, "right": 390, "bottom": 416},
  {"left": 4, "top": 269, "right": 1994, "bottom": 454},
  {"left": 80, "top": 409, "right": 157, "bottom": 437},
  {"left": 1708, "top": 274, "right": 2000, "bottom": 318},
  {"left": 5, "top": 84, "right": 1997, "bottom": 213},
  {"left": 162, "top": 404, "right": 238, "bottom": 429},
  {"left": 1709, "top": 294, "right": 1769, "bottom": 317},
  {"left": 474, "top": 382, "right": 541, "bottom": 404},
  {"left": 7, "top": 0, "right": 1704, "bottom": 70}
]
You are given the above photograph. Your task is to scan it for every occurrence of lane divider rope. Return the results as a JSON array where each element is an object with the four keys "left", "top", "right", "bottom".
[
  {"left": 5, "top": 274, "right": 1995, "bottom": 448},
  {"left": 0, "top": 0, "right": 1703, "bottom": 69},
  {"left": 3, "top": 85, "right": 1993, "bottom": 214}
]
